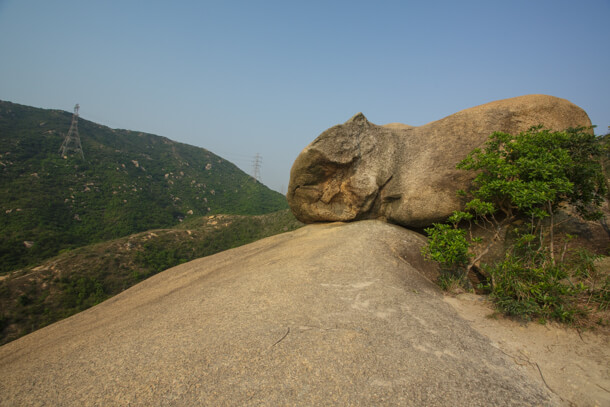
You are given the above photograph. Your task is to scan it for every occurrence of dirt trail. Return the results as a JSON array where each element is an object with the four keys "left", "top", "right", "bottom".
[{"left": 445, "top": 293, "right": 610, "bottom": 407}]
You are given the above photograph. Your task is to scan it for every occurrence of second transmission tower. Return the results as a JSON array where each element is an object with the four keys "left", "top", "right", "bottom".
[
  {"left": 252, "top": 153, "right": 262, "bottom": 182},
  {"left": 59, "top": 104, "right": 84, "bottom": 159}
]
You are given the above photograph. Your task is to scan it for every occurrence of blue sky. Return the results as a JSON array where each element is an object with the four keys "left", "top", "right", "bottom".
[{"left": 1, "top": 0, "right": 609, "bottom": 193}]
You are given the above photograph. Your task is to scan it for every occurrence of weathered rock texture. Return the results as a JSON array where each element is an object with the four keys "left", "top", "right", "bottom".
[
  {"left": 0, "top": 221, "right": 557, "bottom": 406},
  {"left": 288, "top": 94, "right": 592, "bottom": 227}
]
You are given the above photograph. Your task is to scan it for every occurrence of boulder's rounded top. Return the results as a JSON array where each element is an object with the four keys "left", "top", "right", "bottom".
[
  {"left": 382, "top": 122, "right": 414, "bottom": 130},
  {"left": 451, "top": 94, "right": 587, "bottom": 119}
]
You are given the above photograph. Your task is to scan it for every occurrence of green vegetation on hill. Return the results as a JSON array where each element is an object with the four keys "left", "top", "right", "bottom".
[
  {"left": 0, "top": 209, "right": 303, "bottom": 345},
  {"left": 0, "top": 100, "right": 288, "bottom": 273}
]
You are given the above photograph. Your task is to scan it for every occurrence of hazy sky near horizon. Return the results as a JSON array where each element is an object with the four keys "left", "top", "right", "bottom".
[{"left": 1, "top": 0, "right": 609, "bottom": 193}]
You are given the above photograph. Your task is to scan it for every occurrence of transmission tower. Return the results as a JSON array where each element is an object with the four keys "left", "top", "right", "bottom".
[
  {"left": 252, "top": 153, "right": 262, "bottom": 182},
  {"left": 59, "top": 104, "right": 84, "bottom": 159}
]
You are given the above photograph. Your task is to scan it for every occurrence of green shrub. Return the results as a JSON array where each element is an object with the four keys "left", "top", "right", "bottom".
[
  {"left": 591, "top": 276, "right": 610, "bottom": 310},
  {"left": 58, "top": 276, "right": 106, "bottom": 310},
  {"left": 485, "top": 253, "right": 581, "bottom": 322},
  {"left": 421, "top": 223, "right": 472, "bottom": 290},
  {"left": 422, "top": 126, "right": 608, "bottom": 323},
  {"left": 421, "top": 223, "right": 470, "bottom": 269}
]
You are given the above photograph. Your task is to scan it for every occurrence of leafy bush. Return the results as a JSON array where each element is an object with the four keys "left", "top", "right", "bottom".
[
  {"left": 483, "top": 234, "right": 584, "bottom": 322},
  {"left": 422, "top": 223, "right": 470, "bottom": 269},
  {"left": 456, "top": 125, "right": 606, "bottom": 262},
  {"left": 423, "top": 125, "right": 608, "bottom": 323},
  {"left": 58, "top": 276, "right": 106, "bottom": 311},
  {"left": 421, "top": 222, "right": 472, "bottom": 290},
  {"left": 135, "top": 244, "right": 188, "bottom": 276},
  {"left": 591, "top": 276, "right": 610, "bottom": 310}
]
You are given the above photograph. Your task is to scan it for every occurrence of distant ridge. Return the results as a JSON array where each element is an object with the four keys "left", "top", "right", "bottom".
[{"left": 0, "top": 100, "right": 288, "bottom": 273}]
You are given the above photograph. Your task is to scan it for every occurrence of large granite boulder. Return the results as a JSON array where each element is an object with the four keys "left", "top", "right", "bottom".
[
  {"left": 287, "top": 94, "right": 592, "bottom": 227},
  {"left": 0, "top": 221, "right": 556, "bottom": 405}
]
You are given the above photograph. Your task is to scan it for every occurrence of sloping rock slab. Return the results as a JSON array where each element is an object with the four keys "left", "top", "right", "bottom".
[
  {"left": 288, "top": 94, "right": 592, "bottom": 227},
  {"left": 0, "top": 221, "right": 556, "bottom": 406}
]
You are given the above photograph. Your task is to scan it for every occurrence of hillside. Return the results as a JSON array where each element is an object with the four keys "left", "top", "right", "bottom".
[
  {"left": 0, "top": 209, "right": 303, "bottom": 345},
  {"left": 0, "top": 100, "right": 288, "bottom": 273}
]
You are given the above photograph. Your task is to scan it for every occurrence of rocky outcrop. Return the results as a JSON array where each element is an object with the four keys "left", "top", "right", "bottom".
[
  {"left": 0, "top": 221, "right": 557, "bottom": 406},
  {"left": 287, "top": 94, "right": 592, "bottom": 227}
]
